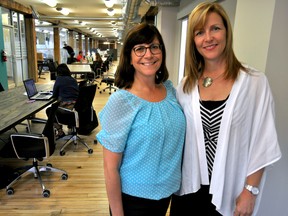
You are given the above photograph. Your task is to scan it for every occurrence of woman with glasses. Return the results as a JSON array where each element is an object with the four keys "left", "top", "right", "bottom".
[{"left": 96, "top": 23, "right": 186, "bottom": 216}]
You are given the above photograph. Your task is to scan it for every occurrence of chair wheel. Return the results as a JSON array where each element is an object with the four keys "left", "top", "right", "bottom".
[
  {"left": 61, "top": 173, "right": 68, "bottom": 180},
  {"left": 103, "top": 89, "right": 106, "bottom": 92},
  {"left": 94, "top": 140, "right": 98, "bottom": 144},
  {"left": 6, "top": 187, "right": 14, "bottom": 195},
  {"left": 99, "top": 91, "right": 102, "bottom": 94},
  {"left": 47, "top": 163, "right": 53, "bottom": 167},
  {"left": 60, "top": 151, "right": 65, "bottom": 156},
  {"left": 88, "top": 149, "right": 93, "bottom": 154},
  {"left": 42, "top": 189, "right": 50, "bottom": 198},
  {"left": 109, "top": 92, "right": 111, "bottom": 95}
]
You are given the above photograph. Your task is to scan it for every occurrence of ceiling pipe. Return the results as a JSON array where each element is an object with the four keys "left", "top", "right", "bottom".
[
  {"left": 39, "top": 16, "right": 123, "bottom": 21},
  {"left": 119, "top": 0, "right": 142, "bottom": 41}
]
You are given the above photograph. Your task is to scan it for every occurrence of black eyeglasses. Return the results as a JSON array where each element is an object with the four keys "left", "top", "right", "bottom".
[{"left": 133, "top": 44, "right": 162, "bottom": 57}]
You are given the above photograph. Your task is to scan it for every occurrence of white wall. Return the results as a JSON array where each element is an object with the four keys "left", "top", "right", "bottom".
[
  {"left": 255, "top": 0, "right": 288, "bottom": 214},
  {"left": 234, "top": 0, "right": 275, "bottom": 72},
  {"left": 156, "top": 6, "right": 179, "bottom": 85},
  {"left": 234, "top": 1, "right": 288, "bottom": 214}
]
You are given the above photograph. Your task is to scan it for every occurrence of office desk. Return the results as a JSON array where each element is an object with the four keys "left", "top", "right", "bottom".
[
  {"left": 67, "top": 64, "right": 94, "bottom": 80},
  {"left": 0, "top": 84, "right": 55, "bottom": 134},
  {"left": 67, "top": 64, "right": 92, "bottom": 73}
]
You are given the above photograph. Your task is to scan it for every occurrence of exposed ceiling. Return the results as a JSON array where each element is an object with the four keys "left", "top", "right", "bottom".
[{"left": 11, "top": 0, "right": 155, "bottom": 42}]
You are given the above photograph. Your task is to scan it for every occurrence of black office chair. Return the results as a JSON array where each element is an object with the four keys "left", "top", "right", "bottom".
[
  {"left": 55, "top": 84, "right": 98, "bottom": 156},
  {"left": 0, "top": 82, "right": 4, "bottom": 91},
  {"left": 47, "top": 61, "right": 58, "bottom": 80},
  {"left": 6, "top": 101, "right": 68, "bottom": 198},
  {"left": 37, "top": 60, "right": 46, "bottom": 79},
  {"left": 89, "top": 61, "right": 102, "bottom": 84}
]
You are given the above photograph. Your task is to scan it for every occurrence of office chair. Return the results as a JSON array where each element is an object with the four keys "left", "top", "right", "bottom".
[
  {"left": 6, "top": 102, "right": 68, "bottom": 198},
  {"left": 0, "top": 82, "right": 4, "bottom": 91},
  {"left": 89, "top": 61, "right": 102, "bottom": 84},
  {"left": 99, "top": 67, "right": 118, "bottom": 95},
  {"left": 55, "top": 84, "right": 98, "bottom": 156},
  {"left": 47, "top": 61, "right": 58, "bottom": 80},
  {"left": 37, "top": 60, "right": 46, "bottom": 79}
]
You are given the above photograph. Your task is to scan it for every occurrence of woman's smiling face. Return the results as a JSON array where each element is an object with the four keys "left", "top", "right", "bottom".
[
  {"left": 131, "top": 38, "right": 162, "bottom": 79},
  {"left": 194, "top": 12, "right": 227, "bottom": 63}
]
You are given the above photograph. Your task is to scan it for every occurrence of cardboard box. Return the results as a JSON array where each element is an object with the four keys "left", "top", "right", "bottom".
[{"left": 37, "top": 52, "right": 44, "bottom": 61}]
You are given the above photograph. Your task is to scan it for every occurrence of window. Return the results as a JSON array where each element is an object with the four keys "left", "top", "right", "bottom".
[{"left": 178, "top": 18, "right": 188, "bottom": 83}]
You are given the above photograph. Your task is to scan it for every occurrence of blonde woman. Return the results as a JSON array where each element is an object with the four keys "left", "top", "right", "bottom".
[{"left": 170, "top": 2, "right": 281, "bottom": 216}]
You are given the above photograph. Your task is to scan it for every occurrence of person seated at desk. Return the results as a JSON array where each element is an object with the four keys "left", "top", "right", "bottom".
[
  {"left": 92, "top": 53, "right": 103, "bottom": 73},
  {"left": 47, "top": 63, "right": 79, "bottom": 139},
  {"left": 95, "top": 52, "right": 103, "bottom": 64},
  {"left": 76, "top": 51, "right": 87, "bottom": 63}
]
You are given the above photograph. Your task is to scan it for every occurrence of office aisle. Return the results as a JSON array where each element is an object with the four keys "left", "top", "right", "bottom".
[
  {"left": 0, "top": 66, "right": 112, "bottom": 216},
  {"left": 0, "top": 63, "right": 171, "bottom": 216}
]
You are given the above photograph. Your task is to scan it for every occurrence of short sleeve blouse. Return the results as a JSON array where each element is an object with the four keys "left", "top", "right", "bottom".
[{"left": 96, "top": 80, "right": 186, "bottom": 200}]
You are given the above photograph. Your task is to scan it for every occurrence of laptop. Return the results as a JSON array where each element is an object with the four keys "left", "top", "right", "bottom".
[{"left": 23, "top": 78, "right": 53, "bottom": 100}]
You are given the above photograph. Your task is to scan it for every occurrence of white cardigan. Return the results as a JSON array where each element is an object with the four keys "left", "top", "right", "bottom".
[{"left": 176, "top": 67, "right": 281, "bottom": 215}]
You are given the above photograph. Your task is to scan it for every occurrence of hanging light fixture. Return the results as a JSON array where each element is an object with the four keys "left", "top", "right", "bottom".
[
  {"left": 42, "top": 0, "right": 57, "bottom": 8},
  {"left": 104, "top": 0, "right": 115, "bottom": 8},
  {"left": 107, "top": 8, "right": 115, "bottom": 16},
  {"left": 56, "top": 7, "right": 70, "bottom": 16}
]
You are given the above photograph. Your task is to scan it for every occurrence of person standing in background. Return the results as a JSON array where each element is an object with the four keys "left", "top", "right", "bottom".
[
  {"left": 96, "top": 23, "right": 186, "bottom": 216},
  {"left": 63, "top": 43, "right": 76, "bottom": 64},
  {"left": 170, "top": 2, "right": 281, "bottom": 216}
]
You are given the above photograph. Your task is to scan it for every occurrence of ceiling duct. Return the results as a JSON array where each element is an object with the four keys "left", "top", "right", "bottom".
[
  {"left": 145, "top": 0, "right": 180, "bottom": 6},
  {"left": 31, "top": 6, "right": 40, "bottom": 19},
  {"left": 119, "top": 0, "right": 143, "bottom": 41}
]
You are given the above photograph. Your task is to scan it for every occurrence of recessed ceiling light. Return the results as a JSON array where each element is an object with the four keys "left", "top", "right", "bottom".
[
  {"left": 107, "top": 8, "right": 115, "bottom": 16},
  {"left": 42, "top": 0, "right": 57, "bottom": 8},
  {"left": 56, "top": 7, "right": 70, "bottom": 16},
  {"left": 104, "top": 0, "right": 115, "bottom": 8}
]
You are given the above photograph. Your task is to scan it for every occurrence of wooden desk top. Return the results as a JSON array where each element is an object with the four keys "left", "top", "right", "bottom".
[
  {"left": 0, "top": 84, "right": 55, "bottom": 133},
  {"left": 67, "top": 64, "right": 92, "bottom": 73}
]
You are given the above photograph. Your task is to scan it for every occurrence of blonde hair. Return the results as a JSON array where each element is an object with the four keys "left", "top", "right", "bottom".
[{"left": 183, "top": 2, "right": 246, "bottom": 93}]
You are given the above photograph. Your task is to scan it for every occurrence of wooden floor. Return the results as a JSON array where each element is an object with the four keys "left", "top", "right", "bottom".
[
  {"left": 0, "top": 66, "right": 112, "bottom": 216},
  {"left": 0, "top": 64, "right": 171, "bottom": 216}
]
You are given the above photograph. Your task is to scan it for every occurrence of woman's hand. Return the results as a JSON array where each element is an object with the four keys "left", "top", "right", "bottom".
[{"left": 233, "top": 189, "right": 256, "bottom": 216}]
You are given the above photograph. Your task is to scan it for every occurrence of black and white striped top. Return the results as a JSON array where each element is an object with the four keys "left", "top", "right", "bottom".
[{"left": 200, "top": 98, "right": 228, "bottom": 179}]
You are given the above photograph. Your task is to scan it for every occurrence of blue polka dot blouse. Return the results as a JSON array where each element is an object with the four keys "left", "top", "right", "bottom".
[{"left": 96, "top": 80, "right": 186, "bottom": 200}]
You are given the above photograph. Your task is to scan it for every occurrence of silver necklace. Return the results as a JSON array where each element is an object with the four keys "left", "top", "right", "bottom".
[{"left": 202, "top": 73, "right": 224, "bottom": 88}]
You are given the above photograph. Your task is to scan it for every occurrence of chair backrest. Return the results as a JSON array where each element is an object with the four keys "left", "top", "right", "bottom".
[
  {"left": 78, "top": 80, "right": 87, "bottom": 88},
  {"left": 55, "top": 84, "right": 96, "bottom": 128},
  {"left": 0, "top": 82, "right": 4, "bottom": 92},
  {"left": 92, "top": 61, "right": 102, "bottom": 72},
  {"left": 74, "top": 84, "right": 97, "bottom": 112},
  {"left": 75, "top": 84, "right": 98, "bottom": 135},
  {"left": 55, "top": 85, "right": 97, "bottom": 135},
  {"left": 47, "top": 61, "right": 58, "bottom": 73},
  {"left": 10, "top": 101, "right": 60, "bottom": 160}
]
